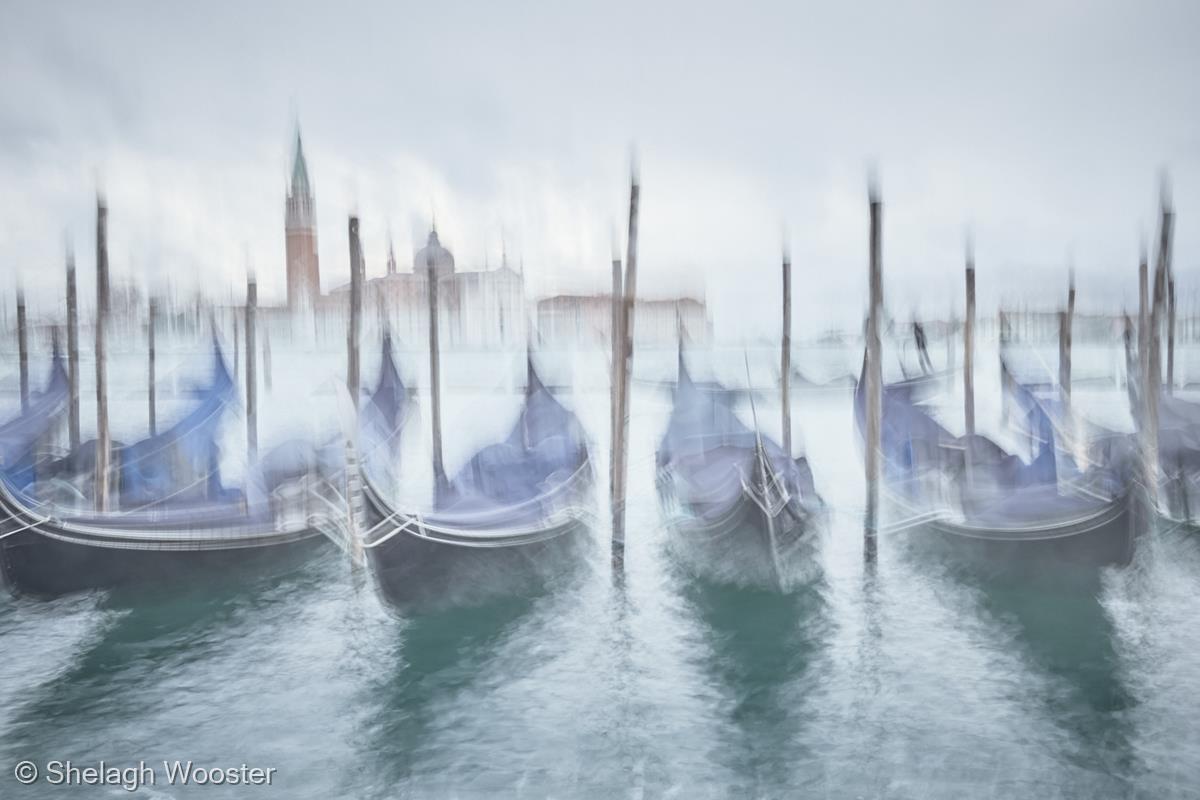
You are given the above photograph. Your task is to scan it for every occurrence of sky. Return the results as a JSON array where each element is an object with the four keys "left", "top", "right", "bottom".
[{"left": 0, "top": 0, "right": 1197, "bottom": 339}]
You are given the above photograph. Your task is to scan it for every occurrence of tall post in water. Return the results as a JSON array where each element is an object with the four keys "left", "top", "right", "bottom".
[
  {"left": 1167, "top": 276, "right": 1176, "bottom": 394},
  {"left": 609, "top": 248, "right": 623, "bottom": 513},
  {"left": 263, "top": 326, "right": 272, "bottom": 390},
  {"left": 345, "top": 219, "right": 366, "bottom": 567},
  {"left": 964, "top": 245, "right": 976, "bottom": 437},
  {"left": 16, "top": 288, "right": 29, "bottom": 413},
  {"left": 94, "top": 195, "right": 111, "bottom": 512},
  {"left": 347, "top": 216, "right": 363, "bottom": 409},
  {"left": 781, "top": 246, "right": 793, "bottom": 457},
  {"left": 426, "top": 246, "right": 446, "bottom": 492},
  {"left": 611, "top": 166, "right": 640, "bottom": 574},
  {"left": 864, "top": 178, "right": 883, "bottom": 563},
  {"left": 233, "top": 316, "right": 240, "bottom": 383},
  {"left": 1059, "top": 270, "right": 1075, "bottom": 409},
  {"left": 1144, "top": 185, "right": 1174, "bottom": 502},
  {"left": 945, "top": 313, "right": 956, "bottom": 391},
  {"left": 1123, "top": 314, "right": 1137, "bottom": 410},
  {"left": 1138, "top": 249, "right": 1148, "bottom": 367},
  {"left": 1057, "top": 311, "right": 1069, "bottom": 396},
  {"left": 148, "top": 296, "right": 157, "bottom": 435},
  {"left": 999, "top": 309, "right": 1009, "bottom": 422},
  {"left": 66, "top": 246, "right": 80, "bottom": 449},
  {"left": 246, "top": 273, "right": 258, "bottom": 459}
]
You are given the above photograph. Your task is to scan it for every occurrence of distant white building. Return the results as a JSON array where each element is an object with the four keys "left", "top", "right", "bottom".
[
  {"left": 326, "top": 227, "right": 527, "bottom": 349},
  {"left": 536, "top": 294, "right": 711, "bottom": 347}
]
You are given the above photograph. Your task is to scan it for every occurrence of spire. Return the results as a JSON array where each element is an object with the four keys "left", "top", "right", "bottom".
[
  {"left": 285, "top": 125, "right": 316, "bottom": 231},
  {"left": 386, "top": 235, "right": 397, "bottom": 275},
  {"left": 290, "top": 128, "right": 311, "bottom": 200}
]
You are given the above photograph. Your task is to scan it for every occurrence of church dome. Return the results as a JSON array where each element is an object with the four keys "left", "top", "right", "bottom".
[{"left": 414, "top": 228, "right": 455, "bottom": 277}]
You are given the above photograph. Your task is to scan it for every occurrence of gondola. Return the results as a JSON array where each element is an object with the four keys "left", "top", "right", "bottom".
[
  {"left": 1003, "top": 336, "right": 1194, "bottom": 545},
  {"left": 1137, "top": 389, "right": 1200, "bottom": 534},
  {"left": 854, "top": 352, "right": 1136, "bottom": 571},
  {"left": 998, "top": 357, "right": 1136, "bottom": 483},
  {"left": 1104, "top": 331, "right": 1200, "bottom": 535},
  {"left": 656, "top": 357, "right": 823, "bottom": 591},
  {"left": 0, "top": 344, "right": 345, "bottom": 598},
  {"left": 361, "top": 359, "right": 594, "bottom": 612}
]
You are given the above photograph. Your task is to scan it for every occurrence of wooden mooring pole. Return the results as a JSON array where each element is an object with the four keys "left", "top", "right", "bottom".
[
  {"left": 1138, "top": 250, "right": 1148, "bottom": 371},
  {"left": 964, "top": 246, "right": 976, "bottom": 438},
  {"left": 1058, "top": 311, "right": 1069, "bottom": 398},
  {"left": 864, "top": 179, "right": 883, "bottom": 563},
  {"left": 148, "top": 296, "right": 157, "bottom": 435},
  {"left": 1167, "top": 276, "right": 1176, "bottom": 394},
  {"left": 95, "top": 195, "right": 111, "bottom": 512},
  {"left": 1123, "top": 314, "right": 1138, "bottom": 414},
  {"left": 946, "top": 313, "right": 956, "bottom": 391},
  {"left": 263, "top": 326, "right": 272, "bottom": 391},
  {"left": 66, "top": 246, "right": 80, "bottom": 449},
  {"left": 999, "top": 309, "right": 1010, "bottom": 423},
  {"left": 1144, "top": 187, "right": 1174, "bottom": 499},
  {"left": 347, "top": 216, "right": 363, "bottom": 408},
  {"left": 345, "top": 437, "right": 364, "bottom": 568},
  {"left": 611, "top": 166, "right": 640, "bottom": 574},
  {"left": 781, "top": 246, "right": 793, "bottom": 457},
  {"left": 16, "top": 288, "right": 28, "bottom": 413},
  {"left": 609, "top": 247, "right": 623, "bottom": 522},
  {"left": 233, "top": 316, "right": 240, "bottom": 384},
  {"left": 1059, "top": 270, "right": 1075, "bottom": 409},
  {"left": 246, "top": 273, "right": 258, "bottom": 459},
  {"left": 427, "top": 243, "right": 446, "bottom": 492}
]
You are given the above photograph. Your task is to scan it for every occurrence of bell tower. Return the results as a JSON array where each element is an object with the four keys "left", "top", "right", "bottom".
[{"left": 285, "top": 129, "right": 320, "bottom": 310}]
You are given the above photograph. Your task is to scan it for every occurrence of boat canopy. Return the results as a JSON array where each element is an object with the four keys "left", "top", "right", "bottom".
[
  {"left": 658, "top": 359, "right": 819, "bottom": 517},
  {"left": 116, "top": 341, "right": 239, "bottom": 509},
  {"left": 0, "top": 349, "right": 68, "bottom": 490},
  {"left": 360, "top": 335, "right": 409, "bottom": 461},
  {"left": 430, "top": 360, "right": 589, "bottom": 522},
  {"left": 857, "top": 355, "right": 1059, "bottom": 493}
]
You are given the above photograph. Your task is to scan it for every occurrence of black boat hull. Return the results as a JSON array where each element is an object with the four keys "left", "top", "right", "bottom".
[
  {"left": 0, "top": 479, "right": 330, "bottom": 598},
  {"left": 657, "top": 471, "right": 819, "bottom": 591},
  {"left": 0, "top": 526, "right": 327, "bottom": 598},
  {"left": 361, "top": 475, "right": 593, "bottom": 613},
  {"left": 887, "top": 490, "right": 1137, "bottom": 575}
]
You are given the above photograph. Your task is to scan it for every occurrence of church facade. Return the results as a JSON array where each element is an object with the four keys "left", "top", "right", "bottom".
[
  {"left": 325, "top": 228, "right": 528, "bottom": 350},
  {"left": 284, "top": 128, "right": 526, "bottom": 348}
]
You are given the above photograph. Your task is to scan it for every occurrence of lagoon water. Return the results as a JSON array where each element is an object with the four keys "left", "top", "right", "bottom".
[{"left": 2, "top": 333, "right": 1200, "bottom": 798}]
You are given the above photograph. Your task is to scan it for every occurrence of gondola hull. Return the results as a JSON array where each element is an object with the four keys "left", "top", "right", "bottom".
[
  {"left": 657, "top": 470, "right": 818, "bottom": 591},
  {"left": 361, "top": 469, "right": 594, "bottom": 613},
  {"left": 854, "top": 361, "right": 1138, "bottom": 572},
  {"left": 0, "top": 525, "right": 327, "bottom": 598},
  {"left": 904, "top": 494, "right": 1136, "bottom": 574},
  {"left": 0, "top": 483, "right": 330, "bottom": 598}
]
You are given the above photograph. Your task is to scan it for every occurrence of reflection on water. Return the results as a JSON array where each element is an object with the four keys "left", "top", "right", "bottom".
[
  {"left": 359, "top": 595, "right": 537, "bottom": 790},
  {"left": 914, "top": 546, "right": 1142, "bottom": 794},
  {"left": 680, "top": 578, "right": 829, "bottom": 792}
]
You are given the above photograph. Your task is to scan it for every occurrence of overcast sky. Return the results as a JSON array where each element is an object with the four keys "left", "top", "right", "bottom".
[{"left": 1, "top": 0, "right": 1197, "bottom": 338}]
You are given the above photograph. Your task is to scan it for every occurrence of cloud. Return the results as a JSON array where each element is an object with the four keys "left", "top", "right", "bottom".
[{"left": 1, "top": 0, "right": 1198, "bottom": 339}]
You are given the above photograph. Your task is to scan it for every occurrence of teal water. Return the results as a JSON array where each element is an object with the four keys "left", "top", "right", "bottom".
[{"left": 2, "top": 348, "right": 1200, "bottom": 798}]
